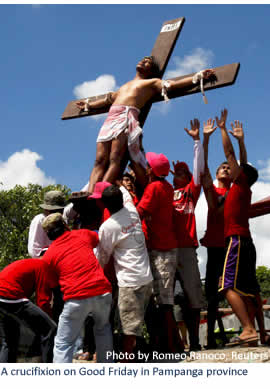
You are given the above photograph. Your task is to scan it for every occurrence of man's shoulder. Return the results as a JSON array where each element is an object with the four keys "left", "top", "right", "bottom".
[
  {"left": 30, "top": 213, "right": 45, "bottom": 225},
  {"left": 100, "top": 213, "right": 121, "bottom": 231}
]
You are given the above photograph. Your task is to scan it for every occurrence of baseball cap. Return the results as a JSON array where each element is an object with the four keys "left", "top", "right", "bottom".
[
  {"left": 172, "top": 161, "right": 192, "bottom": 180},
  {"left": 42, "top": 213, "right": 65, "bottom": 233},
  {"left": 146, "top": 152, "right": 170, "bottom": 177},
  {"left": 88, "top": 182, "right": 112, "bottom": 199},
  {"left": 40, "top": 191, "right": 66, "bottom": 210}
]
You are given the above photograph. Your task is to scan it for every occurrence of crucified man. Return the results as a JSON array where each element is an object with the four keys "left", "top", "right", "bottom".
[{"left": 76, "top": 56, "right": 214, "bottom": 194}]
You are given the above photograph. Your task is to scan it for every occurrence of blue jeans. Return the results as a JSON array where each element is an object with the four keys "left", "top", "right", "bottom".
[{"left": 53, "top": 293, "right": 113, "bottom": 363}]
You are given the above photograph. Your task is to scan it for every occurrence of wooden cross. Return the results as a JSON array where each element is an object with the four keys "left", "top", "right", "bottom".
[{"left": 62, "top": 17, "right": 240, "bottom": 124}]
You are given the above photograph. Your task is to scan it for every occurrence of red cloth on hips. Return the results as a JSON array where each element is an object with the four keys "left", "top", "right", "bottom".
[
  {"left": 0, "top": 259, "right": 56, "bottom": 316},
  {"left": 200, "top": 185, "right": 229, "bottom": 248},
  {"left": 137, "top": 180, "right": 177, "bottom": 251},
  {"left": 224, "top": 170, "right": 251, "bottom": 238},
  {"left": 173, "top": 177, "right": 201, "bottom": 248},
  {"left": 42, "top": 229, "right": 111, "bottom": 301}
]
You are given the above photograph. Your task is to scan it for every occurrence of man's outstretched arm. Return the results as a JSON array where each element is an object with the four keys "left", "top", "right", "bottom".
[
  {"left": 76, "top": 91, "right": 118, "bottom": 111},
  {"left": 201, "top": 118, "right": 219, "bottom": 209},
  {"left": 216, "top": 108, "right": 242, "bottom": 181},
  {"left": 229, "top": 120, "right": 247, "bottom": 164}
]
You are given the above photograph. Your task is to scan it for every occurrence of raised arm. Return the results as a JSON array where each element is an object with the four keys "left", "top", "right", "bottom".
[
  {"left": 229, "top": 120, "right": 247, "bottom": 164},
  {"left": 76, "top": 91, "right": 118, "bottom": 111},
  {"left": 201, "top": 118, "right": 218, "bottom": 208},
  {"left": 184, "top": 118, "right": 204, "bottom": 185},
  {"left": 203, "top": 118, "right": 217, "bottom": 168},
  {"left": 216, "top": 109, "right": 242, "bottom": 181}
]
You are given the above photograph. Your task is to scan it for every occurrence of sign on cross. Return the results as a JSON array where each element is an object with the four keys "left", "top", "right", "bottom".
[{"left": 62, "top": 17, "right": 240, "bottom": 123}]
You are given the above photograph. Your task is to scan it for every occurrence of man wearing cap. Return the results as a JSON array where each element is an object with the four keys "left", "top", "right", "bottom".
[
  {"left": 171, "top": 119, "right": 205, "bottom": 352},
  {"left": 28, "top": 190, "right": 66, "bottom": 258},
  {"left": 136, "top": 152, "right": 182, "bottom": 355},
  {"left": 41, "top": 213, "right": 113, "bottom": 363}
]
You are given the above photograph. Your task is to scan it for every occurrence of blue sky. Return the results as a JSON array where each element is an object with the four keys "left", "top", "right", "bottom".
[{"left": 1, "top": 3, "right": 270, "bottom": 272}]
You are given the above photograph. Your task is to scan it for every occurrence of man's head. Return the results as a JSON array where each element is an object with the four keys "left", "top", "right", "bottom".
[
  {"left": 122, "top": 173, "right": 135, "bottom": 193},
  {"left": 171, "top": 161, "right": 192, "bottom": 189},
  {"left": 240, "top": 163, "right": 258, "bottom": 187},
  {"left": 42, "top": 212, "right": 69, "bottom": 241},
  {"left": 136, "top": 56, "right": 160, "bottom": 79},
  {"left": 40, "top": 191, "right": 66, "bottom": 215},
  {"left": 216, "top": 162, "right": 232, "bottom": 187},
  {"left": 146, "top": 152, "right": 170, "bottom": 180},
  {"left": 101, "top": 185, "right": 123, "bottom": 214}
]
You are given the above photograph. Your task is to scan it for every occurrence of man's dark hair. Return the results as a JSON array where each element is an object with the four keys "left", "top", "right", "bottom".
[
  {"left": 47, "top": 223, "right": 66, "bottom": 241},
  {"left": 102, "top": 185, "right": 123, "bottom": 214},
  {"left": 240, "top": 163, "right": 258, "bottom": 187},
  {"left": 143, "top": 56, "right": 160, "bottom": 78},
  {"left": 122, "top": 172, "right": 135, "bottom": 183},
  {"left": 216, "top": 161, "right": 229, "bottom": 175}
]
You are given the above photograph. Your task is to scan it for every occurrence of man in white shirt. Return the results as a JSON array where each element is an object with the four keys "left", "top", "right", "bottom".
[
  {"left": 28, "top": 191, "right": 66, "bottom": 258},
  {"left": 95, "top": 185, "right": 153, "bottom": 361}
]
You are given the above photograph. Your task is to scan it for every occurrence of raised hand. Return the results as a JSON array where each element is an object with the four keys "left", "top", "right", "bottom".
[
  {"left": 184, "top": 118, "right": 200, "bottom": 140},
  {"left": 215, "top": 108, "right": 228, "bottom": 129},
  {"left": 203, "top": 118, "right": 217, "bottom": 138},
  {"left": 229, "top": 120, "right": 244, "bottom": 141}
]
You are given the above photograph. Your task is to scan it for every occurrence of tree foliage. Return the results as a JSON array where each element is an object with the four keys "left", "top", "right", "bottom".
[
  {"left": 0, "top": 184, "right": 71, "bottom": 270},
  {"left": 256, "top": 266, "right": 270, "bottom": 299}
]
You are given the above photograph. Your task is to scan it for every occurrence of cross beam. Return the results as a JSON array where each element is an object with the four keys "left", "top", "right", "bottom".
[
  {"left": 249, "top": 196, "right": 270, "bottom": 219},
  {"left": 62, "top": 62, "right": 240, "bottom": 123}
]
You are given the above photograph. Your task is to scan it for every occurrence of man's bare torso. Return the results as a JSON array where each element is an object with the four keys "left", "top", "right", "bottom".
[{"left": 113, "top": 78, "right": 161, "bottom": 109}]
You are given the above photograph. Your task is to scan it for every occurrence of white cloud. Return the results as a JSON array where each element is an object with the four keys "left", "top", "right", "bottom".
[
  {"left": 0, "top": 149, "right": 55, "bottom": 190},
  {"left": 73, "top": 74, "right": 118, "bottom": 99},
  {"left": 196, "top": 160, "right": 270, "bottom": 278},
  {"left": 165, "top": 48, "right": 215, "bottom": 79},
  {"left": 153, "top": 48, "right": 215, "bottom": 116},
  {"left": 73, "top": 74, "right": 118, "bottom": 121},
  {"left": 257, "top": 158, "right": 270, "bottom": 182}
]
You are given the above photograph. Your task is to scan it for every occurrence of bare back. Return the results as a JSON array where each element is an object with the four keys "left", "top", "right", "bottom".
[{"left": 113, "top": 78, "right": 162, "bottom": 109}]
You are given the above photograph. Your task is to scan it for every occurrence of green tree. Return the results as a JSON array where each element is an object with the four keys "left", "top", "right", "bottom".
[
  {"left": 256, "top": 265, "right": 270, "bottom": 300},
  {"left": 0, "top": 183, "right": 71, "bottom": 270}
]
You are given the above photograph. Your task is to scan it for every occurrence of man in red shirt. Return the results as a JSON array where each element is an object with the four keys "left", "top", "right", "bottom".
[
  {"left": 42, "top": 213, "right": 113, "bottom": 363},
  {"left": 200, "top": 118, "right": 232, "bottom": 349},
  {"left": 137, "top": 152, "right": 183, "bottom": 355},
  {"left": 216, "top": 109, "right": 260, "bottom": 345},
  {"left": 171, "top": 119, "right": 205, "bottom": 352},
  {"left": 0, "top": 259, "right": 57, "bottom": 362}
]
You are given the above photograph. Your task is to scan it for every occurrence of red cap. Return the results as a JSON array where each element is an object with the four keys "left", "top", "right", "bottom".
[
  {"left": 88, "top": 182, "right": 112, "bottom": 199},
  {"left": 172, "top": 161, "right": 192, "bottom": 180},
  {"left": 146, "top": 152, "right": 170, "bottom": 177}
]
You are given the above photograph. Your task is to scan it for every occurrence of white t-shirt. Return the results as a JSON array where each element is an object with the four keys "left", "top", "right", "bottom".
[
  {"left": 28, "top": 213, "right": 52, "bottom": 257},
  {"left": 96, "top": 187, "right": 153, "bottom": 288}
]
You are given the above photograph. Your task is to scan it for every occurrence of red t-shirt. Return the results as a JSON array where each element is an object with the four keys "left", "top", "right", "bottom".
[
  {"left": 137, "top": 180, "right": 177, "bottom": 251},
  {"left": 200, "top": 185, "right": 229, "bottom": 247},
  {"left": 173, "top": 177, "right": 201, "bottom": 247},
  {"left": 224, "top": 171, "right": 251, "bottom": 238},
  {"left": 0, "top": 259, "right": 56, "bottom": 316},
  {"left": 42, "top": 229, "right": 111, "bottom": 301}
]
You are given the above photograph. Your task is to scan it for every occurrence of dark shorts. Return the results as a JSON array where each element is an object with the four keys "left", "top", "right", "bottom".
[{"left": 219, "top": 235, "right": 260, "bottom": 297}]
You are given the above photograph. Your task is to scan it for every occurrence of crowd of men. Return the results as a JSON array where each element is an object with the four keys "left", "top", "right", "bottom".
[{"left": 0, "top": 56, "right": 269, "bottom": 363}]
